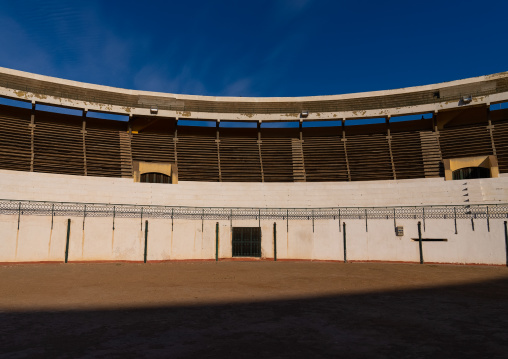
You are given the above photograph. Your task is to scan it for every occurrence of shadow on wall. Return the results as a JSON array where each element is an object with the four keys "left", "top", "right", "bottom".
[{"left": 1, "top": 277, "right": 508, "bottom": 358}]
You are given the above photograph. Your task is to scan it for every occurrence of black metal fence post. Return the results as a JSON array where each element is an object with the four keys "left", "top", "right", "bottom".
[
  {"left": 338, "top": 209, "right": 341, "bottom": 232},
  {"left": 487, "top": 206, "right": 490, "bottom": 232},
  {"left": 273, "top": 222, "right": 277, "bottom": 261},
  {"left": 144, "top": 220, "right": 148, "bottom": 263},
  {"left": 17, "top": 202, "right": 21, "bottom": 230},
  {"left": 504, "top": 221, "right": 508, "bottom": 267},
  {"left": 312, "top": 210, "right": 314, "bottom": 233},
  {"left": 83, "top": 205, "right": 86, "bottom": 230},
  {"left": 343, "top": 222, "right": 347, "bottom": 263},
  {"left": 215, "top": 222, "right": 219, "bottom": 262},
  {"left": 454, "top": 207, "right": 457, "bottom": 234},
  {"left": 365, "top": 209, "right": 368, "bottom": 232},
  {"left": 65, "top": 219, "right": 71, "bottom": 263},
  {"left": 422, "top": 207, "right": 426, "bottom": 232},
  {"left": 140, "top": 207, "right": 143, "bottom": 231},
  {"left": 286, "top": 209, "right": 289, "bottom": 232},
  {"left": 418, "top": 221, "right": 423, "bottom": 264}
]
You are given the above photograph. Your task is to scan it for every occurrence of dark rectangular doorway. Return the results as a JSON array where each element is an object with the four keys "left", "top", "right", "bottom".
[{"left": 232, "top": 227, "right": 261, "bottom": 257}]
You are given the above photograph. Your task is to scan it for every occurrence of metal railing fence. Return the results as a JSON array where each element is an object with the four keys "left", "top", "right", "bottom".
[{"left": 1, "top": 199, "right": 507, "bottom": 221}]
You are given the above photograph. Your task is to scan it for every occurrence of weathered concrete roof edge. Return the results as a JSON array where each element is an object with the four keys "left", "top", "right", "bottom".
[{"left": 1, "top": 65, "right": 507, "bottom": 103}]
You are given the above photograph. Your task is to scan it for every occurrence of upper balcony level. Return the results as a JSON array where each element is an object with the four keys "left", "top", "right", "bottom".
[{"left": 1, "top": 66, "right": 507, "bottom": 122}]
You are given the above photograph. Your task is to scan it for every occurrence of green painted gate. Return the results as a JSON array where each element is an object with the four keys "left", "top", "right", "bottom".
[{"left": 232, "top": 227, "right": 261, "bottom": 257}]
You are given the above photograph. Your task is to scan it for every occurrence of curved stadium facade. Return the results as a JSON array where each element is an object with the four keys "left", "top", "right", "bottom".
[{"left": 1, "top": 66, "right": 508, "bottom": 265}]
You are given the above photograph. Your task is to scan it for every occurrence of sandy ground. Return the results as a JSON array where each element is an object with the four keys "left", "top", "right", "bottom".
[{"left": 0, "top": 261, "right": 507, "bottom": 358}]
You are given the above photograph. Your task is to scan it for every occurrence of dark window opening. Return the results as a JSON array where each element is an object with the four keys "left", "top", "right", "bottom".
[
  {"left": 452, "top": 167, "right": 490, "bottom": 180},
  {"left": 232, "top": 227, "right": 261, "bottom": 257},
  {"left": 140, "top": 172, "right": 172, "bottom": 184}
]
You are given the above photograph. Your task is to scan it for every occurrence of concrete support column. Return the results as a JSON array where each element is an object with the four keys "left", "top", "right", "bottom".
[
  {"left": 433, "top": 111, "right": 443, "bottom": 162},
  {"left": 29, "top": 101, "right": 36, "bottom": 172},
  {"left": 257, "top": 121, "right": 264, "bottom": 182},
  {"left": 216, "top": 120, "right": 222, "bottom": 182},
  {"left": 127, "top": 114, "right": 133, "bottom": 138},
  {"left": 342, "top": 119, "right": 351, "bottom": 181},
  {"left": 82, "top": 109, "right": 88, "bottom": 176},
  {"left": 386, "top": 117, "right": 396, "bottom": 180},
  {"left": 173, "top": 118, "right": 178, "bottom": 167},
  {"left": 486, "top": 106, "right": 497, "bottom": 156}
]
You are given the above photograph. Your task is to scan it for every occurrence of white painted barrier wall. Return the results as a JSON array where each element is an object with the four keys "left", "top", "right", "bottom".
[{"left": 1, "top": 169, "right": 507, "bottom": 265}]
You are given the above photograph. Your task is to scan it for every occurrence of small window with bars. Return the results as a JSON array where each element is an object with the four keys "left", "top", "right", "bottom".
[{"left": 140, "top": 172, "right": 172, "bottom": 184}]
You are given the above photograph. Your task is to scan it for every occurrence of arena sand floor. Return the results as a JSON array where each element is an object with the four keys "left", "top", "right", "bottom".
[{"left": 0, "top": 261, "right": 507, "bottom": 358}]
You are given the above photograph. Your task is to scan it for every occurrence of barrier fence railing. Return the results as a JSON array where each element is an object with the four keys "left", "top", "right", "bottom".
[{"left": 1, "top": 199, "right": 508, "bottom": 221}]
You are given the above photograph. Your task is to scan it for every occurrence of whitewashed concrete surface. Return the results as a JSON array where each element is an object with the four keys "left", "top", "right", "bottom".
[
  {"left": 1, "top": 170, "right": 507, "bottom": 265},
  {"left": 1, "top": 169, "right": 508, "bottom": 208}
]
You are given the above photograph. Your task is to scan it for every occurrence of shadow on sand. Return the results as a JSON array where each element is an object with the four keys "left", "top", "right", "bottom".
[{"left": 1, "top": 277, "right": 508, "bottom": 358}]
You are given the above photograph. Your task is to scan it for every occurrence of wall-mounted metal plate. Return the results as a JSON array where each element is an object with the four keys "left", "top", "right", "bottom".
[{"left": 396, "top": 226, "right": 404, "bottom": 236}]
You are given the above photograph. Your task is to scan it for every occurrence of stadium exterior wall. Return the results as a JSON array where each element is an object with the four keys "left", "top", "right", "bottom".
[{"left": 1, "top": 170, "right": 507, "bottom": 265}]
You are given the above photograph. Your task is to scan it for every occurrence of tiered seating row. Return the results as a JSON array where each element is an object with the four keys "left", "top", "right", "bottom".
[
  {"left": 260, "top": 138, "right": 295, "bottom": 182},
  {"left": 492, "top": 119, "right": 508, "bottom": 173},
  {"left": 346, "top": 134, "right": 394, "bottom": 181},
  {"left": 391, "top": 131, "right": 426, "bottom": 179},
  {"left": 33, "top": 113, "right": 84, "bottom": 176},
  {"left": 219, "top": 137, "right": 262, "bottom": 182},
  {"left": 302, "top": 136, "right": 348, "bottom": 182},
  {"left": 86, "top": 126, "right": 129, "bottom": 178},
  {"left": 439, "top": 124, "right": 493, "bottom": 159},
  {"left": 131, "top": 132, "right": 175, "bottom": 163},
  {"left": 176, "top": 135, "right": 220, "bottom": 182},
  {"left": 0, "top": 107, "right": 31, "bottom": 172},
  {"left": 3, "top": 108, "right": 508, "bottom": 181}
]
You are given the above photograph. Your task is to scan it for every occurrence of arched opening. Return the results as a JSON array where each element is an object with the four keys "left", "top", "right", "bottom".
[
  {"left": 452, "top": 167, "right": 491, "bottom": 180},
  {"left": 140, "top": 172, "right": 172, "bottom": 184},
  {"left": 443, "top": 155, "right": 498, "bottom": 181}
]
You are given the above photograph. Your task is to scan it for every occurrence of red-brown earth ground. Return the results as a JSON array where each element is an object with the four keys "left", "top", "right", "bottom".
[{"left": 0, "top": 261, "right": 507, "bottom": 358}]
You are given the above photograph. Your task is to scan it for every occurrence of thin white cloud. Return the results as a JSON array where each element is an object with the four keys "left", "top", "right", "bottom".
[
  {"left": 134, "top": 64, "right": 208, "bottom": 96},
  {"left": 0, "top": 1, "right": 312, "bottom": 97},
  {"left": 0, "top": 15, "right": 56, "bottom": 75},
  {"left": 0, "top": 2, "right": 139, "bottom": 88},
  {"left": 221, "top": 78, "right": 254, "bottom": 97}
]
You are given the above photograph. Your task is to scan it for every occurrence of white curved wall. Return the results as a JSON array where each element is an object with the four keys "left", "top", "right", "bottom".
[
  {"left": 1, "top": 169, "right": 507, "bottom": 208},
  {"left": 1, "top": 169, "right": 507, "bottom": 265}
]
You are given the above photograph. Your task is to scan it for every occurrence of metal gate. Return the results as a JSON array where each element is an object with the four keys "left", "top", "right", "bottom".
[{"left": 232, "top": 227, "right": 261, "bottom": 257}]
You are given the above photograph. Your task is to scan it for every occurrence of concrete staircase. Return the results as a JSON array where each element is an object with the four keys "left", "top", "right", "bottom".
[{"left": 291, "top": 139, "right": 306, "bottom": 182}]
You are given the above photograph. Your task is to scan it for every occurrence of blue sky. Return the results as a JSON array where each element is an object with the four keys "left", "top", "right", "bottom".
[{"left": 0, "top": 0, "right": 507, "bottom": 98}]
